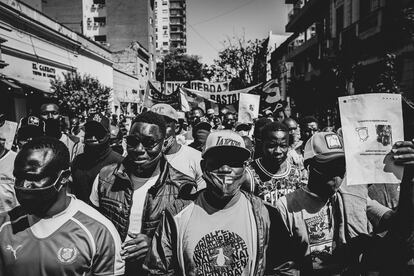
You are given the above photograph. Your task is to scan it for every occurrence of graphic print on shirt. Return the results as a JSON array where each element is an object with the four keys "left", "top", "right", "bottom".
[
  {"left": 193, "top": 230, "right": 249, "bottom": 276},
  {"left": 256, "top": 167, "right": 301, "bottom": 206},
  {"left": 304, "top": 208, "right": 334, "bottom": 270}
]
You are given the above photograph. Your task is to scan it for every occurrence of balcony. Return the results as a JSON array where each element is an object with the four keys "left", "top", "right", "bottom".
[
  {"left": 285, "top": 0, "right": 325, "bottom": 33},
  {"left": 170, "top": 12, "right": 184, "bottom": 18},
  {"left": 286, "top": 35, "right": 318, "bottom": 61},
  {"left": 170, "top": 18, "right": 184, "bottom": 25}
]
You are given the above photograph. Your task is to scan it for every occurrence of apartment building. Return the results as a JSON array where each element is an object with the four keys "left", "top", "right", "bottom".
[
  {"left": 40, "top": 0, "right": 156, "bottom": 80},
  {"left": 154, "top": 0, "right": 186, "bottom": 61}
]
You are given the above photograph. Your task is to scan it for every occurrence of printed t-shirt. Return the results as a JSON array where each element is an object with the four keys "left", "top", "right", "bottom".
[
  {"left": 165, "top": 144, "right": 206, "bottom": 190},
  {"left": 0, "top": 196, "right": 124, "bottom": 276},
  {"left": 276, "top": 187, "right": 339, "bottom": 273},
  {"left": 89, "top": 164, "right": 160, "bottom": 240},
  {"left": 0, "top": 151, "right": 17, "bottom": 213},
  {"left": 182, "top": 192, "right": 257, "bottom": 276},
  {"left": 249, "top": 158, "right": 302, "bottom": 206}
]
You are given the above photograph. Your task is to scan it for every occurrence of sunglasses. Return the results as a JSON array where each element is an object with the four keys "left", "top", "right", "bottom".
[{"left": 125, "top": 135, "right": 162, "bottom": 150}]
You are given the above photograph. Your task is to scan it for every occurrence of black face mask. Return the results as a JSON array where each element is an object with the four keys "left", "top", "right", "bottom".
[
  {"left": 84, "top": 135, "right": 110, "bottom": 156},
  {"left": 15, "top": 172, "right": 64, "bottom": 217},
  {"left": 44, "top": 118, "right": 61, "bottom": 138}
]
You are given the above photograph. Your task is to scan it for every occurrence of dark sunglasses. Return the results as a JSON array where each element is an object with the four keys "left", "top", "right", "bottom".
[{"left": 125, "top": 135, "right": 162, "bottom": 150}]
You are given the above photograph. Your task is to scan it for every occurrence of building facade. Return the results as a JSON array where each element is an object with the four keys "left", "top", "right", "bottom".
[
  {"left": 274, "top": 0, "right": 414, "bottom": 124},
  {"left": 41, "top": 0, "right": 156, "bottom": 80},
  {"left": 154, "top": 0, "right": 186, "bottom": 61},
  {"left": 0, "top": 0, "right": 144, "bottom": 122}
]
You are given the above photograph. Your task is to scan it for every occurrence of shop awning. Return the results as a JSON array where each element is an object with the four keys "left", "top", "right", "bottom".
[{"left": 0, "top": 77, "right": 23, "bottom": 95}]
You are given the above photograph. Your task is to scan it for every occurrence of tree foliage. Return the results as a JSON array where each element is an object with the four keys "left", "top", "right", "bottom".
[
  {"left": 51, "top": 72, "right": 111, "bottom": 117},
  {"left": 215, "top": 35, "right": 266, "bottom": 88},
  {"left": 156, "top": 50, "right": 205, "bottom": 81}
]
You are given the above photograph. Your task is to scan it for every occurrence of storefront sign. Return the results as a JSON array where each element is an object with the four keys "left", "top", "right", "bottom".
[{"left": 32, "top": 63, "right": 57, "bottom": 79}]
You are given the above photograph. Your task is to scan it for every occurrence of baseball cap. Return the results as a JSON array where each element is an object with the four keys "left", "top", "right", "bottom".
[
  {"left": 85, "top": 113, "right": 110, "bottom": 133},
  {"left": 150, "top": 103, "right": 178, "bottom": 122},
  {"left": 193, "top": 121, "right": 212, "bottom": 132},
  {"left": 304, "top": 132, "right": 345, "bottom": 165},
  {"left": 235, "top": 122, "right": 251, "bottom": 132},
  {"left": 203, "top": 130, "right": 250, "bottom": 161},
  {"left": 18, "top": 116, "right": 45, "bottom": 140}
]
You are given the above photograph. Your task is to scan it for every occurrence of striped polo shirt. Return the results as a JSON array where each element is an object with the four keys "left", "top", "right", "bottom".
[{"left": 0, "top": 196, "right": 124, "bottom": 276}]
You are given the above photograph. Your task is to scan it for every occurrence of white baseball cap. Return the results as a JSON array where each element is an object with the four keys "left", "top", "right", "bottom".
[
  {"left": 202, "top": 130, "right": 250, "bottom": 161},
  {"left": 304, "top": 132, "right": 345, "bottom": 165},
  {"left": 150, "top": 103, "right": 178, "bottom": 122}
]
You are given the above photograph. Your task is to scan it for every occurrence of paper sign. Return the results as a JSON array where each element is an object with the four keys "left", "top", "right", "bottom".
[
  {"left": 0, "top": 120, "right": 18, "bottom": 150},
  {"left": 339, "top": 93, "right": 404, "bottom": 185},
  {"left": 238, "top": 93, "right": 260, "bottom": 124}
]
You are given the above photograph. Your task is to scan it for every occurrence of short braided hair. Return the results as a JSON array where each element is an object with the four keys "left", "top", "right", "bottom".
[{"left": 16, "top": 136, "right": 70, "bottom": 172}]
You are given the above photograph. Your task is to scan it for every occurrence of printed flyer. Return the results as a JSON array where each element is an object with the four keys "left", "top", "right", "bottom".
[{"left": 339, "top": 93, "right": 404, "bottom": 185}]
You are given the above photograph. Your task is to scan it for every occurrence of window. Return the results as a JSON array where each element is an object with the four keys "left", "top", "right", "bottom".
[
  {"left": 94, "top": 35, "right": 107, "bottom": 42},
  {"left": 162, "top": 25, "right": 168, "bottom": 29},
  {"left": 162, "top": 9, "right": 168, "bottom": 14},
  {"left": 163, "top": 42, "right": 168, "bottom": 45},
  {"left": 162, "top": 1, "right": 167, "bottom": 5},
  {"left": 93, "top": 0, "right": 105, "bottom": 4},
  {"left": 336, "top": 5, "right": 344, "bottom": 33},
  {"left": 94, "top": 17, "right": 106, "bottom": 26}
]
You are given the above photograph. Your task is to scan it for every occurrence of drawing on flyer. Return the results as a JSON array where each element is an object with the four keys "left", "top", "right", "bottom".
[{"left": 355, "top": 127, "right": 369, "bottom": 142}]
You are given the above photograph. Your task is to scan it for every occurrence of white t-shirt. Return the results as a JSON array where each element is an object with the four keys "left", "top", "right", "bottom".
[
  {"left": 0, "top": 151, "right": 17, "bottom": 213},
  {"left": 165, "top": 144, "right": 206, "bottom": 190},
  {"left": 89, "top": 165, "right": 160, "bottom": 240},
  {"left": 183, "top": 192, "right": 257, "bottom": 276}
]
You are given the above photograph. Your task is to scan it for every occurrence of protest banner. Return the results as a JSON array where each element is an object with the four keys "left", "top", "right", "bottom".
[
  {"left": 0, "top": 120, "right": 17, "bottom": 150},
  {"left": 144, "top": 81, "right": 181, "bottom": 109},
  {"left": 339, "top": 93, "right": 404, "bottom": 185},
  {"left": 238, "top": 93, "right": 260, "bottom": 124},
  {"left": 180, "top": 83, "right": 262, "bottom": 105},
  {"left": 165, "top": 81, "right": 187, "bottom": 95},
  {"left": 189, "top": 80, "right": 229, "bottom": 92}
]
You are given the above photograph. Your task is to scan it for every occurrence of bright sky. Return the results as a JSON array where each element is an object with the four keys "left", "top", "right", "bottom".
[{"left": 186, "top": 0, "right": 291, "bottom": 65}]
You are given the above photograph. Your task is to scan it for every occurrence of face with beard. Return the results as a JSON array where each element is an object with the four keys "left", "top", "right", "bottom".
[{"left": 126, "top": 122, "right": 164, "bottom": 174}]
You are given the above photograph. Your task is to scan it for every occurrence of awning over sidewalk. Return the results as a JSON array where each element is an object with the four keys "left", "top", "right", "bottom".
[{"left": 0, "top": 77, "right": 23, "bottom": 95}]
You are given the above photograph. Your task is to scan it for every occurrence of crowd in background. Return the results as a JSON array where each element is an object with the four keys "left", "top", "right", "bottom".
[{"left": 0, "top": 99, "right": 414, "bottom": 276}]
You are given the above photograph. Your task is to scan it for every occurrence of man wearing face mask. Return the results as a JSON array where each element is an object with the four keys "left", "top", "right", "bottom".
[
  {"left": 40, "top": 102, "right": 83, "bottom": 162},
  {"left": 89, "top": 111, "right": 196, "bottom": 275},
  {"left": 151, "top": 104, "right": 206, "bottom": 191},
  {"left": 274, "top": 132, "right": 393, "bottom": 275},
  {"left": 145, "top": 130, "right": 292, "bottom": 275},
  {"left": 0, "top": 137, "right": 124, "bottom": 276},
  {"left": 70, "top": 113, "right": 123, "bottom": 202}
]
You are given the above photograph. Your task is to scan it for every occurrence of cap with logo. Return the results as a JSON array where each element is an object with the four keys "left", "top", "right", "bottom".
[
  {"left": 85, "top": 113, "right": 110, "bottom": 133},
  {"left": 304, "top": 132, "right": 345, "bottom": 165},
  {"left": 203, "top": 130, "right": 251, "bottom": 161},
  {"left": 150, "top": 103, "right": 178, "bottom": 122},
  {"left": 17, "top": 116, "right": 45, "bottom": 140}
]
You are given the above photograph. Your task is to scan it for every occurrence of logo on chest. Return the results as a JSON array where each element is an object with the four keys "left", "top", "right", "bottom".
[
  {"left": 57, "top": 247, "right": 78, "bottom": 264},
  {"left": 6, "top": 245, "right": 23, "bottom": 260}
]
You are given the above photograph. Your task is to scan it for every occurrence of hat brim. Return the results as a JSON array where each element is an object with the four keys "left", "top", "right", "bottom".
[
  {"left": 203, "top": 146, "right": 251, "bottom": 162},
  {"left": 313, "top": 152, "right": 345, "bottom": 164}
]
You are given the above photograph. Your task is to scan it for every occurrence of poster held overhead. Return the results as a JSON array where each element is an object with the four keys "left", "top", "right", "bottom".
[
  {"left": 339, "top": 93, "right": 404, "bottom": 185},
  {"left": 238, "top": 93, "right": 260, "bottom": 124},
  {"left": 0, "top": 120, "right": 18, "bottom": 150}
]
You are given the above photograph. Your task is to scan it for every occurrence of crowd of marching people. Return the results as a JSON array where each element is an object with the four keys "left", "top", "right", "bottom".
[{"left": 0, "top": 99, "right": 414, "bottom": 276}]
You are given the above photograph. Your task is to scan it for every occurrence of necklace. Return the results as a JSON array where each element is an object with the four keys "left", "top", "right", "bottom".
[{"left": 256, "top": 158, "right": 291, "bottom": 178}]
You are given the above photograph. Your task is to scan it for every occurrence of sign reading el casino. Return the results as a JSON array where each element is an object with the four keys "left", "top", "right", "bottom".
[{"left": 32, "top": 63, "right": 56, "bottom": 79}]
